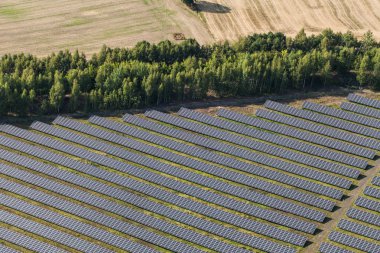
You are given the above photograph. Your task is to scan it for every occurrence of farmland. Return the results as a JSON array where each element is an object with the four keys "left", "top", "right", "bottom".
[
  {"left": 198, "top": 0, "right": 380, "bottom": 42},
  {"left": 1, "top": 0, "right": 380, "bottom": 57},
  {"left": 0, "top": 0, "right": 211, "bottom": 56}
]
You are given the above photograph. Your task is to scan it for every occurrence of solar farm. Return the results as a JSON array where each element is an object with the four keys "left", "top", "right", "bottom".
[{"left": 1, "top": 93, "right": 380, "bottom": 253}]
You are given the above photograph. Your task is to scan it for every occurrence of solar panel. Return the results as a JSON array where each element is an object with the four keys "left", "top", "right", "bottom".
[
  {"left": 0, "top": 244, "right": 19, "bottom": 253},
  {"left": 0, "top": 163, "right": 249, "bottom": 253},
  {"left": 90, "top": 115, "right": 343, "bottom": 200},
  {"left": 319, "top": 243, "right": 354, "bottom": 253},
  {"left": 217, "top": 108, "right": 375, "bottom": 159},
  {"left": 338, "top": 219, "right": 380, "bottom": 241},
  {"left": 373, "top": 176, "right": 380, "bottom": 187},
  {"left": 179, "top": 107, "right": 367, "bottom": 168},
  {"left": 0, "top": 175, "right": 203, "bottom": 253},
  {"left": 329, "top": 231, "right": 380, "bottom": 252},
  {"left": 0, "top": 209, "right": 112, "bottom": 253},
  {"left": 341, "top": 102, "right": 380, "bottom": 120},
  {"left": 122, "top": 114, "right": 352, "bottom": 189},
  {"left": 0, "top": 129, "right": 313, "bottom": 247},
  {"left": 0, "top": 226, "right": 66, "bottom": 253},
  {"left": 356, "top": 197, "right": 380, "bottom": 213},
  {"left": 303, "top": 101, "right": 380, "bottom": 129},
  {"left": 347, "top": 208, "right": 380, "bottom": 227},
  {"left": 264, "top": 100, "right": 380, "bottom": 139},
  {"left": 53, "top": 116, "right": 338, "bottom": 210},
  {"left": 0, "top": 193, "right": 157, "bottom": 253},
  {"left": 347, "top": 93, "right": 380, "bottom": 109},
  {"left": 33, "top": 119, "right": 327, "bottom": 220},
  {"left": 55, "top": 119, "right": 341, "bottom": 211},
  {"left": 145, "top": 110, "right": 360, "bottom": 179},
  {"left": 364, "top": 186, "right": 380, "bottom": 199},
  {"left": 256, "top": 108, "right": 380, "bottom": 150}
]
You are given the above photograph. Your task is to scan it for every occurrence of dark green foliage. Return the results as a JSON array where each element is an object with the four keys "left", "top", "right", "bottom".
[{"left": 0, "top": 30, "right": 379, "bottom": 116}]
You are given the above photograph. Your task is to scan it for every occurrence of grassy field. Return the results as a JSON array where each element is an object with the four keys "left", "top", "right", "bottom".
[
  {"left": 198, "top": 0, "right": 380, "bottom": 42},
  {"left": 0, "top": 0, "right": 212, "bottom": 56}
]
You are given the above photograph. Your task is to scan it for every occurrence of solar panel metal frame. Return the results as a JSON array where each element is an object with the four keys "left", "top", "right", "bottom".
[
  {"left": 338, "top": 219, "right": 380, "bottom": 241},
  {"left": 303, "top": 101, "right": 380, "bottom": 129},
  {"left": 264, "top": 100, "right": 380, "bottom": 140},
  {"left": 348, "top": 93, "right": 380, "bottom": 109},
  {"left": 179, "top": 107, "right": 367, "bottom": 168},
  {"left": 0, "top": 162, "right": 250, "bottom": 253},
  {"left": 0, "top": 226, "right": 66, "bottom": 253},
  {"left": 341, "top": 102, "right": 380, "bottom": 120},
  {"left": 90, "top": 115, "right": 343, "bottom": 200},
  {"left": 0, "top": 126, "right": 313, "bottom": 245},
  {"left": 0, "top": 208, "right": 111, "bottom": 253},
  {"left": 145, "top": 110, "right": 360, "bottom": 179},
  {"left": 122, "top": 113, "right": 352, "bottom": 189},
  {"left": 217, "top": 108, "right": 375, "bottom": 159},
  {"left": 256, "top": 108, "right": 380, "bottom": 150}
]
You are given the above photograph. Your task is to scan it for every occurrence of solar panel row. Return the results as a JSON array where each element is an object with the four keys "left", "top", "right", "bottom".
[
  {"left": 264, "top": 100, "right": 380, "bottom": 140},
  {"left": 346, "top": 208, "right": 380, "bottom": 227},
  {"left": 364, "top": 186, "right": 380, "bottom": 199},
  {"left": 0, "top": 190, "right": 158, "bottom": 253},
  {"left": 372, "top": 176, "right": 380, "bottom": 187},
  {"left": 146, "top": 110, "right": 360, "bottom": 179},
  {"left": 0, "top": 208, "right": 111, "bottom": 253},
  {"left": 0, "top": 139, "right": 306, "bottom": 248},
  {"left": 0, "top": 167, "right": 204, "bottom": 253},
  {"left": 90, "top": 115, "right": 343, "bottom": 199},
  {"left": 54, "top": 116, "right": 338, "bottom": 210},
  {"left": 338, "top": 219, "right": 380, "bottom": 241},
  {"left": 0, "top": 226, "right": 66, "bottom": 253},
  {"left": 319, "top": 243, "right": 354, "bottom": 253},
  {"left": 256, "top": 108, "right": 380, "bottom": 151},
  {"left": 348, "top": 93, "right": 380, "bottom": 109},
  {"left": 329, "top": 231, "right": 380, "bottom": 252},
  {"left": 303, "top": 101, "right": 380, "bottom": 129},
  {"left": 179, "top": 107, "right": 367, "bottom": 168},
  {"left": 217, "top": 108, "right": 375, "bottom": 159},
  {"left": 122, "top": 113, "right": 352, "bottom": 189},
  {"left": 0, "top": 244, "right": 19, "bottom": 253},
  {"left": 0, "top": 163, "right": 250, "bottom": 253},
  {"left": 33, "top": 120, "right": 326, "bottom": 222},
  {"left": 355, "top": 197, "right": 380, "bottom": 213},
  {"left": 0, "top": 127, "right": 315, "bottom": 239},
  {"left": 341, "top": 102, "right": 380, "bottom": 120}
]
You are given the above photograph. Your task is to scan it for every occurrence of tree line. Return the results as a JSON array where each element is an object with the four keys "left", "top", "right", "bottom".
[{"left": 0, "top": 29, "right": 379, "bottom": 116}]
